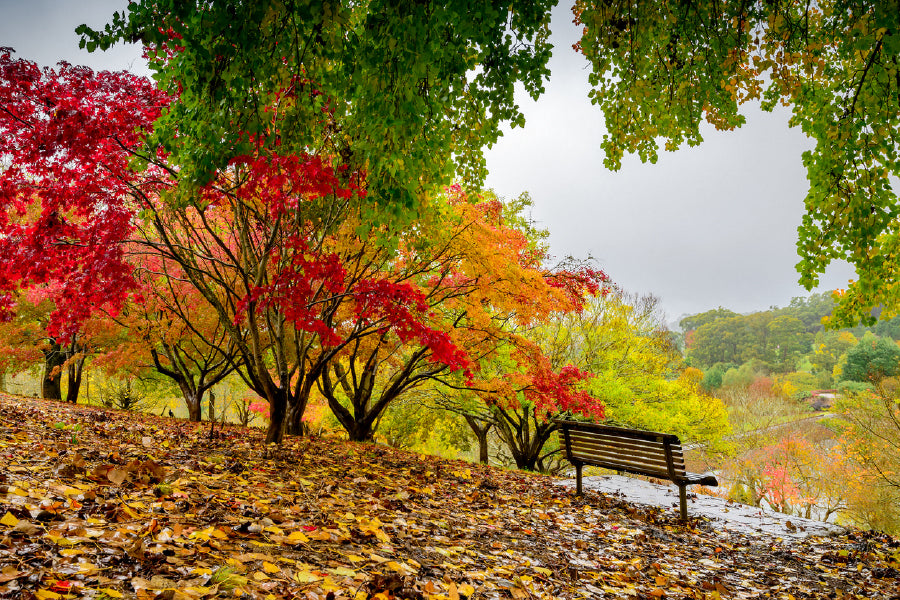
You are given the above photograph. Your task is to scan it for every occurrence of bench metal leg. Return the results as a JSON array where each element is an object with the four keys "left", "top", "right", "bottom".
[
  {"left": 678, "top": 483, "right": 687, "bottom": 520},
  {"left": 575, "top": 463, "right": 583, "bottom": 495}
]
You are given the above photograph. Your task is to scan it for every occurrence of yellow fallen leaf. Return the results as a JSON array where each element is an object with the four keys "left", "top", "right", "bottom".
[
  {"left": 0, "top": 512, "right": 18, "bottom": 527},
  {"left": 262, "top": 562, "right": 280, "bottom": 574},
  {"left": 294, "top": 571, "right": 322, "bottom": 583},
  {"left": 346, "top": 554, "right": 366, "bottom": 563},
  {"left": 253, "top": 572, "right": 269, "bottom": 581},
  {"left": 78, "top": 563, "right": 99, "bottom": 575},
  {"left": 328, "top": 567, "right": 356, "bottom": 577},
  {"left": 533, "top": 567, "right": 552, "bottom": 577},
  {"left": 286, "top": 530, "right": 309, "bottom": 543},
  {"left": 374, "top": 529, "right": 391, "bottom": 543},
  {"left": 449, "top": 582, "right": 459, "bottom": 600},
  {"left": 386, "top": 562, "right": 414, "bottom": 576},
  {"left": 459, "top": 584, "right": 475, "bottom": 597},
  {"left": 45, "top": 535, "right": 75, "bottom": 547},
  {"left": 35, "top": 590, "right": 61, "bottom": 600},
  {"left": 100, "top": 589, "right": 124, "bottom": 598}
]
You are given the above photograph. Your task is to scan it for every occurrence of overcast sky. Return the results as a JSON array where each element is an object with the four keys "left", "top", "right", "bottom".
[{"left": 1, "top": 1, "right": 857, "bottom": 326}]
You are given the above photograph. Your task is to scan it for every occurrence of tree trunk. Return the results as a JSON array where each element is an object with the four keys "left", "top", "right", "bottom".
[
  {"left": 285, "top": 398, "right": 308, "bottom": 436},
  {"left": 65, "top": 356, "right": 85, "bottom": 403},
  {"left": 265, "top": 389, "right": 288, "bottom": 444},
  {"left": 208, "top": 390, "right": 216, "bottom": 422},
  {"left": 464, "top": 415, "right": 492, "bottom": 465},
  {"left": 186, "top": 392, "right": 202, "bottom": 421},
  {"left": 42, "top": 341, "right": 64, "bottom": 401}
]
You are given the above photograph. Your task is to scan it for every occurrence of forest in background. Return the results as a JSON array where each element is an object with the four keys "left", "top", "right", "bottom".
[{"left": 677, "top": 293, "right": 900, "bottom": 533}]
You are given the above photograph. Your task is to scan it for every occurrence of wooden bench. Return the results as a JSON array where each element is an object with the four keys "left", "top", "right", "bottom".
[{"left": 555, "top": 419, "right": 718, "bottom": 520}]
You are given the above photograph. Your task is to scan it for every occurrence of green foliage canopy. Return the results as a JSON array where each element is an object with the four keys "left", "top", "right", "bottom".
[
  {"left": 80, "top": 0, "right": 554, "bottom": 218},
  {"left": 840, "top": 332, "right": 900, "bottom": 383},
  {"left": 83, "top": 1, "right": 898, "bottom": 300}
]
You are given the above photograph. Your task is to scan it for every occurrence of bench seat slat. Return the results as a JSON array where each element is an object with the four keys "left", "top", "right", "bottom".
[
  {"left": 570, "top": 455, "right": 675, "bottom": 478},
  {"left": 564, "top": 432, "right": 685, "bottom": 457},
  {"left": 572, "top": 449, "right": 685, "bottom": 475},
  {"left": 561, "top": 435, "right": 686, "bottom": 467},
  {"left": 564, "top": 433, "right": 686, "bottom": 462},
  {"left": 565, "top": 440, "right": 679, "bottom": 467},
  {"left": 554, "top": 419, "right": 680, "bottom": 442}
]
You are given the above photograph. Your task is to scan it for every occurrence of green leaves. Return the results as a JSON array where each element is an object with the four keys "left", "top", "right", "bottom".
[{"left": 83, "top": 0, "right": 554, "bottom": 227}]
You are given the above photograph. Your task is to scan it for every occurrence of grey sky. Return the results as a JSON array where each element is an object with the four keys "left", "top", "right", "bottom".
[{"left": 1, "top": 1, "right": 857, "bottom": 325}]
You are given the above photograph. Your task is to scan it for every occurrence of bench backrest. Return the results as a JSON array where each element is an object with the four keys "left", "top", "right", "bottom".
[{"left": 555, "top": 419, "right": 687, "bottom": 481}]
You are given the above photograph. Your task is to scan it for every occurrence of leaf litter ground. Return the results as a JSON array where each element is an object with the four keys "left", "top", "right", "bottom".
[{"left": 0, "top": 394, "right": 898, "bottom": 600}]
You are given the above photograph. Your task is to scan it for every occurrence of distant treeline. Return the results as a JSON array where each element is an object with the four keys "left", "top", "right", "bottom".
[{"left": 680, "top": 293, "right": 900, "bottom": 374}]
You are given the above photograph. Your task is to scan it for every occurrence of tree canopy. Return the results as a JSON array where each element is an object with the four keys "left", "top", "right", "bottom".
[{"left": 74, "top": 0, "right": 900, "bottom": 320}]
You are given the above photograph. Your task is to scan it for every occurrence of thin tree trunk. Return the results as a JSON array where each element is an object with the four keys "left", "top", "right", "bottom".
[
  {"left": 42, "top": 341, "right": 64, "bottom": 401},
  {"left": 65, "top": 357, "right": 85, "bottom": 403},
  {"left": 266, "top": 389, "right": 288, "bottom": 444},
  {"left": 464, "top": 415, "right": 492, "bottom": 464}
]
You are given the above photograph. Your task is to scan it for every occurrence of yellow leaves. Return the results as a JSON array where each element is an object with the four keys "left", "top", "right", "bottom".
[
  {"left": 261, "top": 561, "right": 280, "bottom": 574},
  {"left": 356, "top": 515, "right": 391, "bottom": 544},
  {"left": 100, "top": 589, "right": 124, "bottom": 598},
  {"left": 285, "top": 530, "right": 309, "bottom": 544},
  {"left": 385, "top": 561, "right": 415, "bottom": 576},
  {"left": 0, "top": 512, "right": 18, "bottom": 527},
  {"left": 35, "top": 590, "right": 62, "bottom": 600},
  {"left": 44, "top": 534, "right": 76, "bottom": 547}
]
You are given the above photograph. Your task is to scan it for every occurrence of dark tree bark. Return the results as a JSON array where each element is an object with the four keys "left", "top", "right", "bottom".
[
  {"left": 41, "top": 340, "right": 64, "bottom": 401},
  {"left": 150, "top": 339, "right": 237, "bottom": 423},
  {"left": 464, "top": 415, "right": 493, "bottom": 464},
  {"left": 319, "top": 339, "right": 446, "bottom": 443},
  {"left": 64, "top": 339, "right": 86, "bottom": 403},
  {"left": 492, "top": 406, "right": 557, "bottom": 472}
]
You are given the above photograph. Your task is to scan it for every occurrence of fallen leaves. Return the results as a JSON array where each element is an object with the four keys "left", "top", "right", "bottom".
[{"left": 1, "top": 393, "right": 899, "bottom": 600}]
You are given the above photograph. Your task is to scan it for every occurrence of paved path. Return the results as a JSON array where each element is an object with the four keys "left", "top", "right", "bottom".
[{"left": 556, "top": 474, "right": 845, "bottom": 539}]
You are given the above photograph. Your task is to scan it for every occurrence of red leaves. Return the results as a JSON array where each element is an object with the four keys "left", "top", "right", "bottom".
[
  {"left": 520, "top": 355, "right": 604, "bottom": 420},
  {"left": 0, "top": 51, "right": 170, "bottom": 336},
  {"left": 353, "top": 279, "right": 471, "bottom": 373},
  {"left": 543, "top": 266, "right": 611, "bottom": 312},
  {"left": 231, "top": 154, "right": 364, "bottom": 219}
]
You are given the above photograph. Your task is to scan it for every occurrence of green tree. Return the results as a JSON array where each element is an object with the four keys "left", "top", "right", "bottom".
[
  {"left": 766, "top": 315, "right": 810, "bottom": 373},
  {"left": 83, "top": 1, "right": 897, "bottom": 297},
  {"left": 680, "top": 307, "right": 739, "bottom": 335},
  {"left": 840, "top": 332, "right": 900, "bottom": 383},
  {"left": 689, "top": 315, "right": 750, "bottom": 368}
]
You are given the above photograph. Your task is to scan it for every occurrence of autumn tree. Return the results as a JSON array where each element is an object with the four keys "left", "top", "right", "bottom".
[
  {"left": 0, "top": 53, "right": 474, "bottom": 444},
  {"left": 80, "top": 2, "right": 899, "bottom": 323},
  {"left": 545, "top": 292, "right": 730, "bottom": 446},
  {"left": 109, "top": 266, "right": 241, "bottom": 422},
  {"left": 810, "top": 330, "right": 858, "bottom": 378},
  {"left": 311, "top": 191, "right": 606, "bottom": 445}
]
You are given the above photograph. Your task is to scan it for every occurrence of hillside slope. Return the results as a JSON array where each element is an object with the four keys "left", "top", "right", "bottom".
[{"left": 0, "top": 394, "right": 897, "bottom": 599}]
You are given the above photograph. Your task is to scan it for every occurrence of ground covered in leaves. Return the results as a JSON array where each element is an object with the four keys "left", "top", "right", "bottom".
[{"left": 1, "top": 394, "right": 898, "bottom": 600}]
